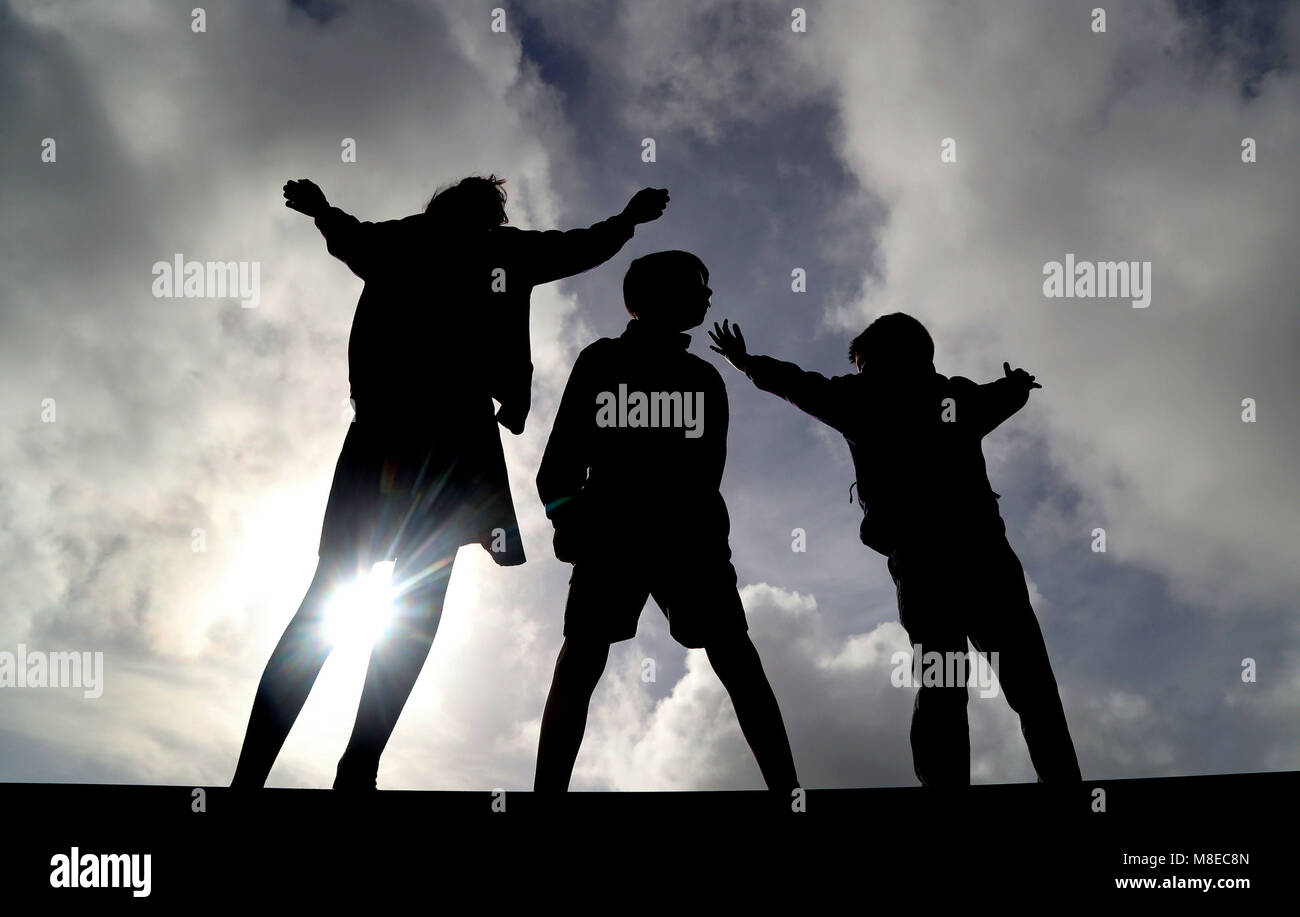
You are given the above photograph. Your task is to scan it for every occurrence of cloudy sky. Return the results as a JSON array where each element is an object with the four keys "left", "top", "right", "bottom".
[{"left": 1, "top": 0, "right": 1296, "bottom": 790}]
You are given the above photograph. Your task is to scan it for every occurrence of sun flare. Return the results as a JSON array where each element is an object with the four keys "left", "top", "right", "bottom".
[{"left": 323, "top": 561, "right": 396, "bottom": 650}]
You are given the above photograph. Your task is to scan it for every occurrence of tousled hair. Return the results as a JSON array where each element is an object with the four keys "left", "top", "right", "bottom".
[
  {"left": 425, "top": 175, "right": 508, "bottom": 229},
  {"left": 848, "top": 312, "right": 934, "bottom": 368}
]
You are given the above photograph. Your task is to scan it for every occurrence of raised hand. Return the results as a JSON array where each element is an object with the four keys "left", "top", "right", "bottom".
[
  {"left": 283, "top": 179, "right": 329, "bottom": 218},
  {"left": 708, "top": 319, "right": 749, "bottom": 372},
  {"left": 1003, "top": 361, "right": 1042, "bottom": 390},
  {"left": 621, "top": 187, "right": 670, "bottom": 224}
]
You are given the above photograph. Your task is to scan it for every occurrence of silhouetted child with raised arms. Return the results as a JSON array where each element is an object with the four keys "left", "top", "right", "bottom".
[
  {"left": 534, "top": 251, "right": 799, "bottom": 793},
  {"left": 709, "top": 313, "right": 1081, "bottom": 787},
  {"left": 231, "top": 176, "right": 668, "bottom": 791}
]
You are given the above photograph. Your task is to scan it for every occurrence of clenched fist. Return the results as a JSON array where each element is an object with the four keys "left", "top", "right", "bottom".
[{"left": 621, "top": 187, "right": 670, "bottom": 225}]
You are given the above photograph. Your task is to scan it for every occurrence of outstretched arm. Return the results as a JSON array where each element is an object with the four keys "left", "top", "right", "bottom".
[
  {"left": 522, "top": 188, "right": 669, "bottom": 285},
  {"left": 965, "top": 362, "right": 1041, "bottom": 437},
  {"left": 708, "top": 319, "right": 855, "bottom": 434},
  {"left": 284, "top": 179, "right": 404, "bottom": 280},
  {"left": 493, "top": 188, "right": 669, "bottom": 435}
]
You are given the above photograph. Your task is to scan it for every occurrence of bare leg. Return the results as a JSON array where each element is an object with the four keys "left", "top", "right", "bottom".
[
  {"left": 231, "top": 557, "right": 347, "bottom": 789},
  {"left": 334, "top": 557, "right": 453, "bottom": 789},
  {"left": 706, "top": 633, "right": 800, "bottom": 793},
  {"left": 533, "top": 637, "right": 610, "bottom": 792}
]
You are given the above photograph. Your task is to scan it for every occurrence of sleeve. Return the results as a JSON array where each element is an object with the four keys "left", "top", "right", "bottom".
[
  {"left": 490, "top": 302, "right": 532, "bottom": 436},
  {"left": 313, "top": 207, "right": 409, "bottom": 281},
  {"left": 953, "top": 376, "right": 1030, "bottom": 438},
  {"left": 744, "top": 354, "right": 856, "bottom": 435},
  {"left": 536, "top": 348, "right": 596, "bottom": 524},
  {"left": 516, "top": 213, "right": 636, "bottom": 286},
  {"left": 703, "top": 368, "right": 729, "bottom": 493}
]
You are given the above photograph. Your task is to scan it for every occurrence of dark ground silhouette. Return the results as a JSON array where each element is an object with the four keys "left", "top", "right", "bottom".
[
  {"left": 14, "top": 772, "right": 1286, "bottom": 899},
  {"left": 709, "top": 312, "right": 1082, "bottom": 786},
  {"left": 230, "top": 176, "right": 668, "bottom": 791},
  {"left": 534, "top": 250, "right": 798, "bottom": 792}
]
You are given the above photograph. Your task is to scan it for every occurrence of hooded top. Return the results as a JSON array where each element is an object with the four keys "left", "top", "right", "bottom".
[{"left": 743, "top": 355, "right": 1029, "bottom": 555}]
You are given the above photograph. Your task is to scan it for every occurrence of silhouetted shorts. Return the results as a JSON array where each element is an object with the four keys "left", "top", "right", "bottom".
[{"left": 563, "top": 552, "right": 748, "bottom": 649}]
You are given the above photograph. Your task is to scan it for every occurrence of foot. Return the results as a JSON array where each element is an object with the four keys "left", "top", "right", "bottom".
[{"left": 333, "top": 756, "right": 378, "bottom": 791}]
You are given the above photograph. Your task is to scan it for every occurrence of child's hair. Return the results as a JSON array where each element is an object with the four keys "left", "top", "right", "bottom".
[
  {"left": 622, "top": 250, "right": 709, "bottom": 319},
  {"left": 848, "top": 312, "right": 934, "bottom": 368},
  {"left": 425, "top": 175, "right": 508, "bottom": 229}
]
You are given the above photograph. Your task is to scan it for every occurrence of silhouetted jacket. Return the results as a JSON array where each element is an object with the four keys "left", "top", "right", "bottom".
[
  {"left": 312, "top": 205, "right": 635, "bottom": 566},
  {"left": 743, "top": 356, "right": 1029, "bottom": 556},
  {"left": 315, "top": 205, "right": 636, "bottom": 434},
  {"left": 537, "top": 320, "right": 732, "bottom": 560}
]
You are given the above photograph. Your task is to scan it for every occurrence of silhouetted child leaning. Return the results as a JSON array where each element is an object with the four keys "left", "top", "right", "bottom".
[
  {"left": 534, "top": 251, "right": 799, "bottom": 793},
  {"left": 709, "top": 313, "right": 1082, "bottom": 787}
]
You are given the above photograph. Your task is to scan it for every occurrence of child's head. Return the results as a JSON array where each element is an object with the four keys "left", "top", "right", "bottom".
[
  {"left": 622, "top": 250, "right": 712, "bottom": 331},
  {"left": 848, "top": 313, "right": 935, "bottom": 377},
  {"left": 425, "top": 175, "right": 508, "bottom": 230}
]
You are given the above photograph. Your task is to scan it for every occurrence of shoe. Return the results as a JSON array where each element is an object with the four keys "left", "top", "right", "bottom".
[{"left": 333, "top": 756, "right": 378, "bottom": 791}]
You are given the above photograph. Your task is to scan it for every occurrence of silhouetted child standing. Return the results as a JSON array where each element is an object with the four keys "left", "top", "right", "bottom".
[
  {"left": 534, "top": 251, "right": 799, "bottom": 792},
  {"left": 709, "top": 313, "right": 1081, "bottom": 786}
]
